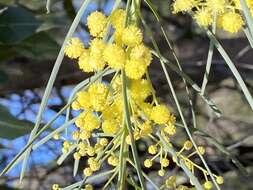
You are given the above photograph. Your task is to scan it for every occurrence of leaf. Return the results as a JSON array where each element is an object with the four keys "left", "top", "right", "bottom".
[
  {"left": 0, "top": 104, "right": 34, "bottom": 139},
  {"left": 15, "top": 32, "right": 60, "bottom": 61},
  {"left": 0, "top": 6, "right": 41, "bottom": 44}
]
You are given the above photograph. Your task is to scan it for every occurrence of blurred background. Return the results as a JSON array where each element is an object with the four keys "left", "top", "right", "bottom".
[{"left": 0, "top": 0, "right": 253, "bottom": 189}]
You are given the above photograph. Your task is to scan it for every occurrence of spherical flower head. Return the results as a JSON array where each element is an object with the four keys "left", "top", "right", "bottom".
[
  {"left": 114, "top": 29, "right": 123, "bottom": 45},
  {"left": 52, "top": 184, "right": 60, "bottom": 190},
  {"left": 79, "top": 141, "right": 88, "bottom": 150},
  {"left": 76, "top": 91, "right": 92, "bottom": 110},
  {"left": 172, "top": 0, "right": 197, "bottom": 13},
  {"left": 204, "top": 181, "right": 213, "bottom": 190},
  {"left": 198, "top": 146, "right": 205, "bottom": 155},
  {"left": 206, "top": 0, "right": 226, "bottom": 13},
  {"left": 110, "top": 9, "right": 126, "bottom": 30},
  {"left": 194, "top": 9, "right": 213, "bottom": 27},
  {"left": 78, "top": 50, "right": 94, "bottom": 73},
  {"left": 125, "top": 59, "right": 147, "bottom": 79},
  {"left": 122, "top": 25, "right": 143, "bottom": 47},
  {"left": 72, "top": 131, "right": 79, "bottom": 140},
  {"left": 80, "top": 130, "right": 91, "bottom": 140},
  {"left": 103, "top": 43, "right": 126, "bottom": 69},
  {"left": 151, "top": 105, "right": 170, "bottom": 124},
  {"left": 85, "top": 184, "right": 93, "bottom": 190},
  {"left": 87, "top": 11, "right": 107, "bottom": 38},
  {"left": 89, "top": 160, "right": 100, "bottom": 171},
  {"left": 108, "top": 155, "right": 119, "bottom": 166},
  {"left": 64, "top": 38, "right": 85, "bottom": 59},
  {"left": 222, "top": 12, "right": 244, "bottom": 33},
  {"left": 130, "top": 79, "right": 151, "bottom": 101},
  {"left": 88, "top": 82, "right": 109, "bottom": 111},
  {"left": 89, "top": 38, "right": 106, "bottom": 70},
  {"left": 73, "top": 152, "right": 81, "bottom": 160},
  {"left": 148, "top": 145, "right": 157, "bottom": 155},
  {"left": 216, "top": 176, "right": 224, "bottom": 184},
  {"left": 83, "top": 167, "right": 93, "bottom": 177},
  {"left": 99, "top": 138, "right": 108, "bottom": 146},
  {"left": 164, "top": 124, "right": 176, "bottom": 136},
  {"left": 183, "top": 140, "right": 193, "bottom": 150},
  {"left": 158, "top": 169, "right": 165, "bottom": 176},
  {"left": 102, "top": 119, "right": 119, "bottom": 134},
  {"left": 87, "top": 146, "right": 95, "bottom": 156},
  {"left": 130, "top": 44, "right": 152, "bottom": 66},
  {"left": 161, "top": 158, "right": 170, "bottom": 167},
  {"left": 139, "top": 102, "right": 153, "bottom": 118},
  {"left": 83, "top": 111, "right": 100, "bottom": 131},
  {"left": 144, "top": 159, "right": 153, "bottom": 168},
  {"left": 72, "top": 100, "right": 81, "bottom": 110}
]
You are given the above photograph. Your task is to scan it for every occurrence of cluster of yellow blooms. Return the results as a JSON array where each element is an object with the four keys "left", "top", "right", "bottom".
[
  {"left": 172, "top": 0, "right": 253, "bottom": 33},
  {"left": 51, "top": 8, "right": 224, "bottom": 190}
]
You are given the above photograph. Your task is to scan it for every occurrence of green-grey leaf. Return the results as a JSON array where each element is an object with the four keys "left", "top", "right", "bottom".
[{"left": 0, "top": 6, "right": 41, "bottom": 44}]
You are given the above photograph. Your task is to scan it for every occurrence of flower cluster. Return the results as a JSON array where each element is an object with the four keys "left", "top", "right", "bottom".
[
  {"left": 51, "top": 8, "right": 224, "bottom": 190},
  {"left": 172, "top": 0, "right": 253, "bottom": 33}
]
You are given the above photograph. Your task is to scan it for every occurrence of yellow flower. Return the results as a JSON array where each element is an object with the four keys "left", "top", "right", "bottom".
[
  {"left": 172, "top": 0, "right": 197, "bottom": 13},
  {"left": 130, "top": 79, "right": 151, "bottom": 101},
  {"left": 204, "top": 181, "right": 213, "bottom": 190},
  {"left": 102, "top": 119, "right": 119, "bottom": 134},
  {"left": 76, "top": 91, "right": 92, "bottom": 110},
  {"left": 122, "top": 25, "right": 143, "bottom": 47},
  {"left": 206, "top": 0, "right": 226, "bottom": 13},
  {"left": 85, "top": 184, "right": 93, "bottom": 190},
  {"left": 183, "top": 140, "right": 193, "bottom": 150},
  {"left": 148, "top": 145, "right": 157, "bottom": 155},
  {"left": 161, "top": 158, "right": 170, "bottom": 167},
  {"left": 216, "top": 176, "right": 224, "bottom": 184},
  {"left": 222, "top": 12, "right": 244, "bottom": 33},
  {"left": 78, "top": 50, "right": 94, "bottom": 73},
  {"left": 130, "top": 44, "right": 152, "bottom": 66},
  {"left": 83, "top": 111, "right": 100, "bottom": 131},
  {"left": 125, "top": 59, "right": 147, "bottom": 79},
  {"left": 103, "top": 43, "right": 126, "bottom": 69},
  {"left": 108, "top": 155, "right": 119, "bottom": 166},
  {"left": 110, "top": 9, "right": 126, "bottom": 30},
  {"left": 80, "top": 130, "right": 91, "bottom": 140},
  {"left": 64, "top": 38, "right": 85, "bottom": 59},
  {"left": 87, "top": 11, "right": 107, "bottom": 37},
  {"left": 89, "top": 38, "right": 106, "bottom": 71},
  {"left": 114, "top": 29, "right": 123, "bottom": 45},
  {"left": 144, "top": 159, "right": 152, "bottom": 168},
  {"left": 88, "top": 82, "right": 109, "bottom": 111},
  {"left": 151, "top": 105, "right": 170, "bottom": 124},
  {"left": 194, "top": 9, "right": 213, "bottom": 27},
  {"left": 83, "top": 167, "right": 93, "bottom": 176},
  {"left": 52, "top": 184, "right": 60, "bottom": 190}
]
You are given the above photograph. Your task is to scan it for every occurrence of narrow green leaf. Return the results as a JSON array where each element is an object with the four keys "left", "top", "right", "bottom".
[
  {"left": 240, "top": 0, "right": 253, "bottom": 40},
  {"left": 20, "top": 0, "right": 92, "bottom": 182},
  {"left": 206, "top": 30, "right": 253, "bottom": 110}
]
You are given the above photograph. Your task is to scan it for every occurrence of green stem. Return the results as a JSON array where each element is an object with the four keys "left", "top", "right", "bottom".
[{"left": 121, "top": 70, "right": 147, "bottom": 190}]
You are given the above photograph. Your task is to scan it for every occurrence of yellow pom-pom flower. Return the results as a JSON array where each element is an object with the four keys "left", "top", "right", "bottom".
[
  {"left": 76, "top": 91, "right": 92, "bottom": 110},
  {"left": 216, "top": 176, "right": 224, "bottom": 184},
  {"left": 204, "top": 181, "right": 213, "bottom": 190},
  {"left": 110, "top": 9, "right": 126, "bottom": 30},
  {"left": 89, "top": 38, "right": 106, "bottom": 71},
  {"left": 102, "top": 119, "right": 119, "bottom": 134},
  {"left": 88, "top": 82, "right": 109, "bottom": 111},
  {"left": 144, "top": 159, "right": 153, "bottom": 168},
  {"left": 206, "top": 0, "right": 226, "bottom": 13},
  {"left": 130, "top": 44, "right": 152, "bottom": 66},
  {"left": 222, "top": 12, "right": 244, "bottom": 33},
  {"left": 78, "top": 50, "right": 94, "bottom": 73},
  {"left": 151, "top": 105, "right": 170, "bottom": 124},
  {"left": 103, "top": 43, "right": 126, "bottom": 69},
  {"left": 83, "top": 111, "right": 100, "bottom": 131},
  {"left": 64, "top": 38, "right": 85, "bottom": 59},
  {"left": 125, "top": 59, "right": 147, "bottom": 79},
  {"left": 172, "top": 0, "right": 197, "bottom": 13},
  {"left": 122, "top": 25, "right": 143, "bottom": 47},
  {"left": 194, "top": 9, "right": 213, "bottom": 27},
  {"left": 130, "top": 79, "right": 151, "bottom": 101},
  {"left": 87, "top": 11, "right": 107, "bottom": 38}
]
